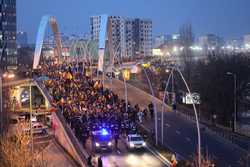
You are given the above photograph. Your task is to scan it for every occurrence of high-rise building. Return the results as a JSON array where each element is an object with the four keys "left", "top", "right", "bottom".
[
  {"left": 179, "top": 24, "right": 194, "bottom": 48},
  {"left": 125, "top": 18, "right": 152, "bottom": 57},
  {"left": 198, "top": 34, "right": 223, "bottom": 53},
  {"left": 90, "top": 15, "right": 125, "bottom": 59},
  {"left": 154, "top": 35, "right": 165, "bottom": 48},
  {"left": 17, "top": 31, "right": 28, "bottom": 48},
  {"left": 225, "top": 38, "right": 242, "bottom": 50},
  {"left": 0, "top": 0, "right": 17, "bottom": 70},
  {"left": 90, "top": 15, "right": 152, "bottom": 58}
]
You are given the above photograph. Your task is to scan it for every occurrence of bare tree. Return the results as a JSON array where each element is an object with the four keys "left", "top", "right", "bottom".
[
  {"left": 177, "top": 153, "right": 215, "bottom": 167},
  {"left": 0, "top": 122, "right": 48, "bottom": 167},
  {"left": 179, "top": 23, "right": 195, "bottom": 85}
]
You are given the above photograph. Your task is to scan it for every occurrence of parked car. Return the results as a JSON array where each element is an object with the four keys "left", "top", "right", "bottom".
[{"left": 23, "top": 122, "right": 48, "bottom": 135}]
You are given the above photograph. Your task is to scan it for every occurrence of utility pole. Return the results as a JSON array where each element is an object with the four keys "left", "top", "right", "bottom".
[{"left": 143, "top": 68, "right": 158, "bottom": 146}]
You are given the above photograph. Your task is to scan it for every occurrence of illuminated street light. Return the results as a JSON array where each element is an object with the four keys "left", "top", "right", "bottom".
[
  {"left": 2, "top": 73, "right": 8, "bottom": 78},
  {"left": 7, "top": 73, "right": 15, "bottom": 79},
  {"left": 142, "top": 62, "right": 150, "bottom": 68},
  {"left": 172, "top": 46, "right": 178, "bottom": 53},
  {"left": 190, "top": 45, "right": 203, "bottom": 51},
  {"left": 122, "top": 69, "right": 131, "bottom": 81},
  {"left": 226, "top": 45, "right": 233, "bottom": 50},
  {"left": 165, "top": 69, "right": 170, "bottom": 73},
  {"left": 3, "top": 72, "right": 15, "bottom": 80},
  {"left": 245, "top": 44, "right": 250, "bottom": 50}
]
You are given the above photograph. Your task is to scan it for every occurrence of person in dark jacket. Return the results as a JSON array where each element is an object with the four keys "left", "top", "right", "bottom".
[
  {"left": 98, "top": 156, "right": 103, "bottom": 167},
  {"left": 87, "top": 155, "right": 92, "bottom": 167},
  {"left": 148, "top": 102, "right": 154, "bottom": 118}
]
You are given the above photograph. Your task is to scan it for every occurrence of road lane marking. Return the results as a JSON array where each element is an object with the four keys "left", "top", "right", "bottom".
[
  {"left": 146, "top": 146, "right": 171, "bottom": 166},
  {"left": 176, "top": 130, "right": 181, "bottom": 135},
  {"left": 116, "top": 149, "right": 121, "bottom": 154},
  {"left": 186, "top": 137, "right": 191, "bottom": 142}
]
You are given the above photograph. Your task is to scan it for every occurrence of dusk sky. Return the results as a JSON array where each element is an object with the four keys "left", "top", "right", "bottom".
[{"left": 17, "top": 0, "right": 250, "bottom": 43}]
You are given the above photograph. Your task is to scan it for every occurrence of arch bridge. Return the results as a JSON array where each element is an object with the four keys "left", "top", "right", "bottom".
[{"left": 32, "top": 14, "right": 114, "bottom": 73}]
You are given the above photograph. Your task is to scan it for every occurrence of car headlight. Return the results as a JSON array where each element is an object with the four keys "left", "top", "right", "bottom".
[
  {"left": 108, "top": 142, "right": 112, "bottom": 146},
  {"left": 129, "top": 143, "right": 134, "bottom": 147},
  {"left": 142, "top": 142, "right": 146, "bottom": 146},
  {"left": 95, "top": 142, "right": 100, "bottom": 147}
]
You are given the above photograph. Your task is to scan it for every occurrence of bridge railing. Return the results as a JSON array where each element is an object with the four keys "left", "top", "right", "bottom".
[{"left": 34, "top": 79, "right": 89, "bottom": 166}]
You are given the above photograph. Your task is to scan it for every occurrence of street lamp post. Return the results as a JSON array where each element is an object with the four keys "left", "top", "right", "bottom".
[
  {"left": 226, "top": 72, "right": 237, "bottom": 132},
  {"left": 122, "top": 69, "right": 130, "bottom": 113},
  {"left": 171, "top": 70, "right": 175, "bottom": 106},
  {"left": 142, "top": 67, "right": 158, "bottom": 146},
  {"left": 177, "top": 68, "right": 201, "bottom": 167},
  {"left": 161, "top": 69, "right": 173, "bottom": 145},
  {"left": 162, "top": 66, "right": 201, "bottom": 167}
]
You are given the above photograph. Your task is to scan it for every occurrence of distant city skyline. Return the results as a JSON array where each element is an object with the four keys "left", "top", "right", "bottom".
[{"left": 17, "top": 0, "right": 250, "bottom": 43}]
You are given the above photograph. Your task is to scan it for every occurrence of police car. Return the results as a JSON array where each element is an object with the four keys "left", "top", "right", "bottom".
[
  {"left": 126, "top": 134, "right": 146, "bottom": 150},
  {"left": 92, "top": 128, "right": 113, "bottom": 152}
]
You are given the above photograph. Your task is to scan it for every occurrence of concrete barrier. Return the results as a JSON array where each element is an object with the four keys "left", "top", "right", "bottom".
[
  {"left": 52, "top": 111, "right": 88, "bottom": 167},
  {"left": 34, "top": 79, "right": 89, "bottom": 167}
]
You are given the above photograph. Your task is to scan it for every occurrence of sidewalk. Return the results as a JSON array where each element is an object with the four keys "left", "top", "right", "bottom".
[{"left": 39, "top": 139, "right": 78, "bottom": 167}]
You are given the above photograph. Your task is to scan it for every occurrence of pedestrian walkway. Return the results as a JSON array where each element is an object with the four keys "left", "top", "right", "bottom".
[{"left": 40, "top": 139, "right": 78, "bottom": 167}]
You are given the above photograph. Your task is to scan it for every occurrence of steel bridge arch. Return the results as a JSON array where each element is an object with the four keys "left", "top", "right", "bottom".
[
  {"left": 97, "top": 15, "right": 114, "bottom": 72},
  {"left": 33, "top": 15, "right": 62, "bottom": 69}
]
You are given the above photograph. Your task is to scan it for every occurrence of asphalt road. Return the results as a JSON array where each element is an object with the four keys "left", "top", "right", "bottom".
[
  {"left": 153, "top": 112, "right": 246, "bottom": 167},
  {"left": 101, "top": 151, "right": 166, "bottom": 167},
  {"left": 105, "top": 78, "right": 248, "bottom": 167},
  {"left": 85, "top": 136, "right": 168, "bottom": 167}
]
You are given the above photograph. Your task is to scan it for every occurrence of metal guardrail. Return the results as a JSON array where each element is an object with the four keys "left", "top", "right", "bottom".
[
  {"left": 176, "top": 107, "right": 250, "bottom": 152},
  {"left": 2, "top": 78, "right": 33, "bottom": 87}
]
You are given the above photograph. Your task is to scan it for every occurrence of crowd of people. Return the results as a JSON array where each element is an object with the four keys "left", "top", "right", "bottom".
[{"left": 37, "top": 63, "right": 153, "bottom": 166}]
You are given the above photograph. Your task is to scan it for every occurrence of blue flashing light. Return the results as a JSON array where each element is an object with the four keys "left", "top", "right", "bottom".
[{"left": 101, "top": 128, "right": 109, "bottom": 136}]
